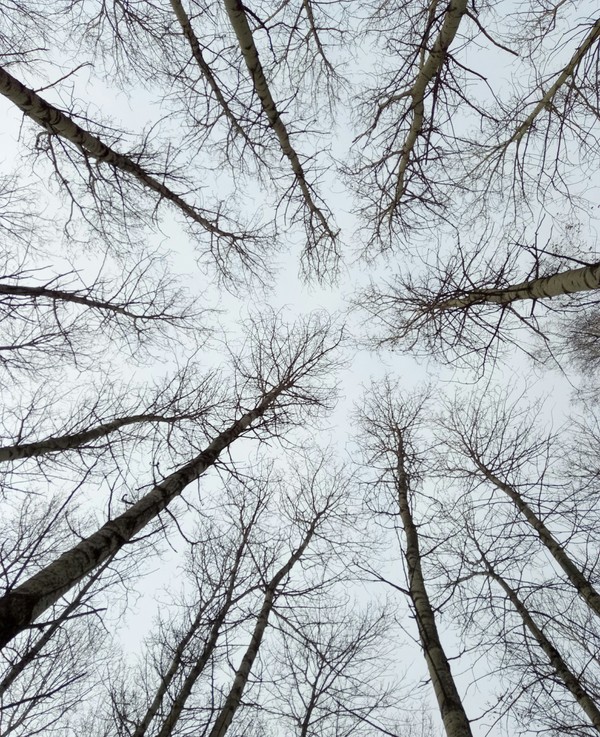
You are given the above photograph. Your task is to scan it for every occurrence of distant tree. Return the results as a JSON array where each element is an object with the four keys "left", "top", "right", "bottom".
[{"left": 357, "top": 381, "right": 472, "bottom": 737}]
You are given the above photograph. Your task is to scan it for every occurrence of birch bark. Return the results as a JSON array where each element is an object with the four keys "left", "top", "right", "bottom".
[
  {"left": 434, "top": 263, "right": 600, "bottom": 310},
  {"left": 394, "top": 0, "right": 468, "bottom": 200},
  {"left": 483, "top": 558, "right": 600, "bottom": 732},
  {"left": 0, "top": 66, "right": 241, "bottom": 243},
  {"left": 0, "top": 387, "right": 280, "bottom": 648},
  {"left": 222, "top": 0, "right": 337, "bottom": 270}
]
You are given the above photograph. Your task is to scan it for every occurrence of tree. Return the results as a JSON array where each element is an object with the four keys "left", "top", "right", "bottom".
[
  {"left": 357, "top": 382, "right": 472, "bottom": 737},
  {"left": 0, "top": 311, "right": 341, "bottom": 647},
  {"left": 2, "top": 1, "right": 600, "bottom": 736}
]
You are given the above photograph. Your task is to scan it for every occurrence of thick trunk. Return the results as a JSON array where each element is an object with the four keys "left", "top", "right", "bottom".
[
  {"left": 0, "top": 413, "right": 171, "bottom": 462},
  {"left": 0, "top": 66, "right": 237, "bottom": 241},
  {"left": 0, "top": 559, "right": 110, "bottom": 696},
  {"left": 481, "top": 466, "right": 600, "bottom": 619},
  {"left": 0, "top": 388, "right": 279, "bottom": 648},
  {"left": 394, "top": 432, "right": 472, "bottom": 737},
  {"left": 487, "top": 564, "right": 600, "bottom": 731},
  {"left": 436, "top": 263, "right": 600, "bottom": 310}
]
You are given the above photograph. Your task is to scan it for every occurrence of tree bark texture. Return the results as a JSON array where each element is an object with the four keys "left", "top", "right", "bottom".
[
  {"left": 486, "top": 562, "right": 600, "bottom": 731},
  {"left": 436, "top": 263, "right": 600, "bottom": 310},
  {"left": 0, "top": 388, "right": 280, "bottom": 648},
  {"left": 0, "top": 65, "right": 236, "bottom": 240}
]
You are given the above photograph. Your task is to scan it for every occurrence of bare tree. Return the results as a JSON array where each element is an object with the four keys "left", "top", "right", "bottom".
[
  {"left": 438, "top": 391, "right": 600, "bottom": 621},
  {"left": 265, "top": 602, "right": 399, "bottom": 737},
  {"left": 357, "top": 381, "right": 472, "bottom": 737},
  {"left": 0, "top": 312, "right": 341, "bottom": 647}
]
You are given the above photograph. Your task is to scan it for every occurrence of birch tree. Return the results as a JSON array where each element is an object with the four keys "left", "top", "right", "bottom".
[
  {"left": 437, "top": 391, "right": 600, "bottom": 622},
  {"left": 0, "top": 312, "right": 341, "bottom": 648},
  {"left": 358, "top": 234, "right": 600, "bottom": 367},
  {"left": 357, "top": 382, "right": 472, "bottom": 737}
]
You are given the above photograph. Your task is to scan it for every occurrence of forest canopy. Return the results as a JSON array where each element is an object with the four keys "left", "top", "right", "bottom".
[{"left": 1, "top": 1, "right": 600, "bottom": 736}]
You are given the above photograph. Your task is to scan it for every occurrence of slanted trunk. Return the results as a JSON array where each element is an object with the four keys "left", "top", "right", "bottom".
[
  {"left": 0, "top": 66, "right": 237, "bottom": 242},
  {"left": 222, "top": 0, "right": 336, "bottom": 245},
  {"left": 394, "top": 0, "right": 468, "bottom": 198},
  {"left": 480, "top": 465, "right": 600, "bottom": 619},
  {"left": 0, "top": 388, "right": 280, "bottom": 648},
  {"left": 485, "top": 560, "right": 600, "bottom": 732},
  {"left": 144, "top": 524, "right": 255, "bottom": 737},
  {"left": 207, "top": 516, "right": 319, "bottom": 737},
  {"left": 0, "top": 413, "right": 175, "bottom": 462},
  {"left": 394, "top": 430, "right": 473, "bottom": 737}
]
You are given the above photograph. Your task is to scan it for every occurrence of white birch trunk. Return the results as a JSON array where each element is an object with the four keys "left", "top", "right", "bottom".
[
  {"left": 0, "top": 387, "right": 280, "bottom": 648},
  {"left": 394, "top": 0, "right": 468, "bottom": 199},
  {"left": 480, "top": 466, "right": 600, "bottom": 619},
  {"left": 222, "top": 0, "right": 337, "bottom": 244},
  {"left": 169, "top": 0, "right": 254, "bottom": 149},
  {"left": 506, "top": 19, "right": 600, "bottom": 147},
  {"left": 0, "top": 66, "right": 238, "bottom": 242},
  {"left": 435, "top": 263, "right": 600, "bottom": 310},
  {"left": 394, "top": 431, "right": 473, "bottom": 737}
]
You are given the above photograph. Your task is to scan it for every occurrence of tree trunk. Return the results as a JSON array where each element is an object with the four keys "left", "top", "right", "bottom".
[
  {"left": 394, "top": 0, "right": 468, "bottom": 198},
  {"left": 144, "top": 523, "right": 256, "bottom": 737},
  {"left": 222, "top": 0, "right": 336, "bottom": 243},
  {"left": 485, "top": 560, "right": 600, "bottom": 732},
  {"left": 0, "top": 387, "right": 280, "bottom": 648},
  {"left": 480, "top": 465, "right": 600, "bottom": 619},
  {"left": 0, "top": 65, "right": 237, "bottom": 241},
  {"left": 207, "top": 515, "right": 320, "bottom": 737},
  {"left": 0, "top": 413, "right": 177, "bottom": 462},
  {"left": 394, "top": 430, "right": 473, "bottom": 737},
  {"left": 435, "top": 263, "right": 600, "bottom": 310}
]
